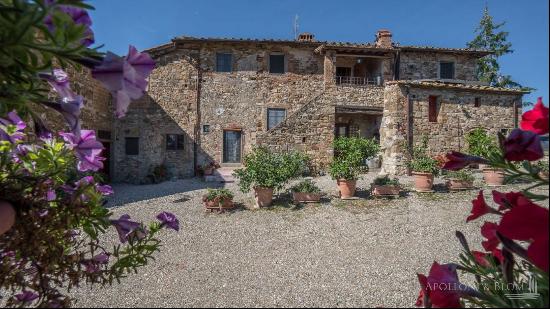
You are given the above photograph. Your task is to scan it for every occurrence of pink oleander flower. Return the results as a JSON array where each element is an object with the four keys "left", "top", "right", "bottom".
[
  {"left": 40, "top": 69, "right": 76, "bottom": 100},
  {"left": 92, "top": 46, "right": 156, "bottom": 118},
  {"left": 498, "top": 196, "right": 549, "bottom": 272},
  {"left": 96, "top": 184, "right": 113, "bottom": 196},
  {"left": 466, "top": 191, "right": 500, "bottom": 222},
  {"left": 472, "top": 249, "right": 504, "bottom": 267},
  {"left": 521, "top": 97, "right": 549, "bottom": 135},
  {"left": 503, "top": 128, "right": 544, "bottom": 162},
  {"left": 44, "top": 3, "right": 94, "bottom": 47},
  {"left": 416, "top": 262, "right": 466, "bottom": 308},
  {"left": 491, "top": 190, "right": 525, "bottom": 211},
  {"left": 0, "top": 111, "right": 26, "bottom": 143},
  {"left": 481, "top": 222, "right": 500, "bottom": 252},
  {"left": 60, "top": 130, "right": 104, "bottom": 172},
  {"left": 442, "top": 151, "right": 488, "bottom": 171}
]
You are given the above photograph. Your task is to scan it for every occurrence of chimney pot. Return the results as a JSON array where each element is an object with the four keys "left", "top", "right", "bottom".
[
  {"left": 297, "top": 32, "right": 315, "bottom": 42},
  {"left": 375, "top": 29, "right": 392, "bottom": 48}
]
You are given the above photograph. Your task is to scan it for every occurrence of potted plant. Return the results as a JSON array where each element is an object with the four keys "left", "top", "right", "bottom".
[
  {"left": 371, "top": 175, "right": 401, "bottom": 197},
  {"left": 445, "top": 170, "right": 475, "bottom": 190},
  {"left": 482, "top": 167, "right": 506, "bottom": 186},
  {"left": 233, "top": 147, "right": 308, "bottom": 208},
  {"left": 290, "top": 179, "right": 322, "bottom": 203},
  {"left": 466, "top": 128, "right": 500, "bottom": 170},
  {"left": 330, "top": 137, "right": 380, "bottom": 199},
  {"left": 202, "top": 188, "right": 234, "bottom": 212},
  {"left": 407, "top": 137, "right": 439, "bottom": 192}
]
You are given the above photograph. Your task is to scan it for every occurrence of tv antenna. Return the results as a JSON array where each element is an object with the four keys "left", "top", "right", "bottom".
[{"left": 293, "top": 14, "right": 299, "bottom": 40}]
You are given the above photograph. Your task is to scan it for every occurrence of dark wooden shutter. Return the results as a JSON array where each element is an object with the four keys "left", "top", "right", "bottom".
[{"left": 428, "top": 96, "right": 438, "bottom": 122}]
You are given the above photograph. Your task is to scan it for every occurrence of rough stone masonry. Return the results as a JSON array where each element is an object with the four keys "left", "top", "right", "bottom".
[{"left": 67, "top": 30, "right": 525, "bottom": 184}]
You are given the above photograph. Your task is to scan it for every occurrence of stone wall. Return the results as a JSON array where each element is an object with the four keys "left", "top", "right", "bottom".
[
  {"left": 257, "top": 85, "right": 385, "bottom": 170},
  {"left": 112, "top": 49, "right": 198, "bottom": 183},
  {"left": 409, "top": 88, "right": 520, "bottom": 152},
  {"left": 399, "top": 51, "right": 477, "bottom": 81},
  {"left": 380, "top": 83, "right": 522, "bottom": 175}
]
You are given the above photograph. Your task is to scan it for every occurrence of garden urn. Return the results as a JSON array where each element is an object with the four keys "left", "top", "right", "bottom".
[
  {"left": 337, "top": 179, "right": 357, "bottom": 199},
  {"left": 254, "top": 187, "right": 274, "bottom": 208},
  {"left": 412, "top": 172, "right": 434, "bottom": 192},
  {"left": 482, "top": 168, "right": 505, "bottom": 186}
]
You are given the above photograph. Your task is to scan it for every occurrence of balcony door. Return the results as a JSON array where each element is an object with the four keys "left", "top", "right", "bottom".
[{"left": 223, "top": 130, "right": 242, "bottom": 163}]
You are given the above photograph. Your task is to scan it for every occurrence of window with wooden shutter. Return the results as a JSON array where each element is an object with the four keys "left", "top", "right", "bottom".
[
  {"left": 439, "top": 62, "right": 455, "bottom": 79},
  {"left": 428, "top": 96, "right": 438, "bottom": 123}
]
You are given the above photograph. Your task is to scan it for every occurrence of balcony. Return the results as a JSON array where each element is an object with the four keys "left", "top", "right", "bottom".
[{"left": 335, "top": 76, "right": 383, "bottom": 87}]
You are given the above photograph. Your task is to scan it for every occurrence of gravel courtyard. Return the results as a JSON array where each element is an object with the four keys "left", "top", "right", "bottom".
[{"left": 71, "top": 173, "right": 548, "bottom": 308}]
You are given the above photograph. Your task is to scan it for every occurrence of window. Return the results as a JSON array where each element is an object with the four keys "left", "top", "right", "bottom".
[
  {"left": 216, "top": 53, "right": 232, "bottom": 72},
  {"left": 166, "top": 134, "right": 184, "bottom": 150},
  {"left": 439, "top": 62, "right": 455, "bottom": 79},
  {"left": 428, "top": 96, "right": 438, "bottom": 123},
  {"left": 202, "top": 125, "right": 210, "bottom": 134},
  {"left": 125, "top": 137, "right": 139, "bottom": 155},
  {"left": 269, "top": 54, "right": 285, "bottom": 74},
  {"left": 267, "top": 108, "right": 286, "bottom": 129},
  {"left": 474, "top": 97, "right": 481, "bottom": 107}
]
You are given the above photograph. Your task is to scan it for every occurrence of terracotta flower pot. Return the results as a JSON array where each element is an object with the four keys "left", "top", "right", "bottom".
[
  {"left": 447, "top": 179, "right": 474, "bottom": 191},
  {"left": 539, "top": 171, "right": 549, "bottom": 181},
  {"left": 292, "top": 192, "right": 321, "bottom": 203},
  {"left": 483, "top": 168, "right": 505, "bottom": 186},
  {"left": 254, "top": 187, "right": 274, "bottom": 208},
  {"left": 478, "top": 163, "right": 488, "bottom": 170},
  {"left": 372, "top": 185, "right": 400, "bottom": 197},
  {"left": 337, "top": 179, "right": 357, "bottom": 199},
  {"left": 412, "top": 172, "right": 434, "bottom": 192},
  {"left": 203, "top": 197, "right": 234, "bottom": 212},
  {"left": 0, "top": 201, "right": 16, "bottom": 236}
]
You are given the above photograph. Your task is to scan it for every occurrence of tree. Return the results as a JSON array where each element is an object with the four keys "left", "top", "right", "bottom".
[{"left": 467, "top": 6, "right": 532, "bottom": 91}]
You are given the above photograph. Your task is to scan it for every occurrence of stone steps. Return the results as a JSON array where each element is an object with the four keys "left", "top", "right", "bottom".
[{"left": 204, "top": 167, "right": 239, "bottom": 183}]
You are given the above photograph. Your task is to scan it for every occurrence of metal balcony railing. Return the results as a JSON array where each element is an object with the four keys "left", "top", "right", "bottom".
[{"left": 335, "top": 76, "right": 383, "bottom": 86}]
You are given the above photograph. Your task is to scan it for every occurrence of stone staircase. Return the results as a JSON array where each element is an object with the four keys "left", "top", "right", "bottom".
[{"left": 204, "top": 167, "right": 239, "bottom": 183}]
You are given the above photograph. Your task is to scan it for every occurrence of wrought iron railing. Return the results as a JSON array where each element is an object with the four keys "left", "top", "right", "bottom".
[{"left": 335, "top": 76, "right": 383, "bottom": 86}]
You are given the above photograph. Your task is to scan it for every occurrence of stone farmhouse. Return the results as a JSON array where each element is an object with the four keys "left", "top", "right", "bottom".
[{"left": 67, "top": 30, "right": 526, "bottom": 183}]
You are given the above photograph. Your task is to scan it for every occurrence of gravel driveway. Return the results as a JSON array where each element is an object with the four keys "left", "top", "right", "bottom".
[{"left": 70, "top": 172, "right": 548, "bottom": 308}]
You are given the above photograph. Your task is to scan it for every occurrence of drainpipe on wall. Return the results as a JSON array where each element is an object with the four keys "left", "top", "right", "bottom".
[
  {"left": 193, "top": 52, "right": 202, "bottom": 177},
  {"left": 404, "top": 85, "right": 413, "bottom": 155}
]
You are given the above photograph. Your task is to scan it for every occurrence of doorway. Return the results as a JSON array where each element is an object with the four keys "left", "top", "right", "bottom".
[{"left": 223, "top": 130, "right": 242, "bottom": 163}]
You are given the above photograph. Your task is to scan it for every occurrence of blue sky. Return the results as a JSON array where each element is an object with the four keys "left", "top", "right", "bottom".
[{"left": 89, "top": 0, "right": 549, "bottom": 104}]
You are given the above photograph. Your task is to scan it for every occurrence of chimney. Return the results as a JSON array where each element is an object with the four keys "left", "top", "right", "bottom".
[
  {"left": 375, "top": 29, "right": 392, "bottom": 48},
  {"left": 297, "top": 32, "right": 315, "bottom": 42}
]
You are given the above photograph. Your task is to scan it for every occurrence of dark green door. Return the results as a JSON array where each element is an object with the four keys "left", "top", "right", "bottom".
[{"left": 223, "top": 130, "right": 242, "bottom": 163}]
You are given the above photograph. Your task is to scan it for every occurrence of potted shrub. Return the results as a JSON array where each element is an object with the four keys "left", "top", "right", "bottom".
[
  {"left": 466, "top": 128, "right": 500, "bottom": 169},
  {"left": 445, "top": 170, "right": 475, "bottom": 190},
  {"left": 291, "top": 179, "right": 322, "bottom": 203},
  {"left": 371, "top": 175, "right": 401, "bottom": 197},
  {"left": 233, "top": 147, "right": 308, "bottom": 208},
  {"left": 202, "top": 188, "right": 234, "bottom": 212},
  {"left": 407, "top": 137, "right": 439, "bottom": 192},
  {"left": 330, "top": 137, "right": 380, "bottom": 199}
]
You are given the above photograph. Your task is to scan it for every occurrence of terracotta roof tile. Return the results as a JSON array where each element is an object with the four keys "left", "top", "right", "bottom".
[{"left": 386, "top": 80, "right": 528, "bottom": 94}]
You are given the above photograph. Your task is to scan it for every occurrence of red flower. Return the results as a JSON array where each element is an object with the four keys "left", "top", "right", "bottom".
[
  {"left": 503, "top": 129, "right": 544, "bottom": 162},
  {"left": 521, "top": 97, "right": 549, "bottom": 135},
  {"left": 491, "top": 190, "right": 525, "bottom": 211},
  {"left": 467, "top": 191, "right": 500, "bottom": 222},
  {"left": 472, "top": 249, "right": 504, "bottom": 267},
  {"left": 481, "top": 222, "right": 500, "bottom": 252},
  {"left": 442, "top": 151, "right": 488, "bottom": 171},
  {"left": 416, "top": 262, "right": 464, "bottom": 308},
  {"left": 498, "top": 196, "right": 549, "bottom": 272}
]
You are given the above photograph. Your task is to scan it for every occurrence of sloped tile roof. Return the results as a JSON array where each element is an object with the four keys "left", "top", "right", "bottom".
[
  {"left": 149, "top": 35, "right": 491, "bottom": 56},
  {"left": 386, "top": 80, "right": 528, "bottom": 94}
]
